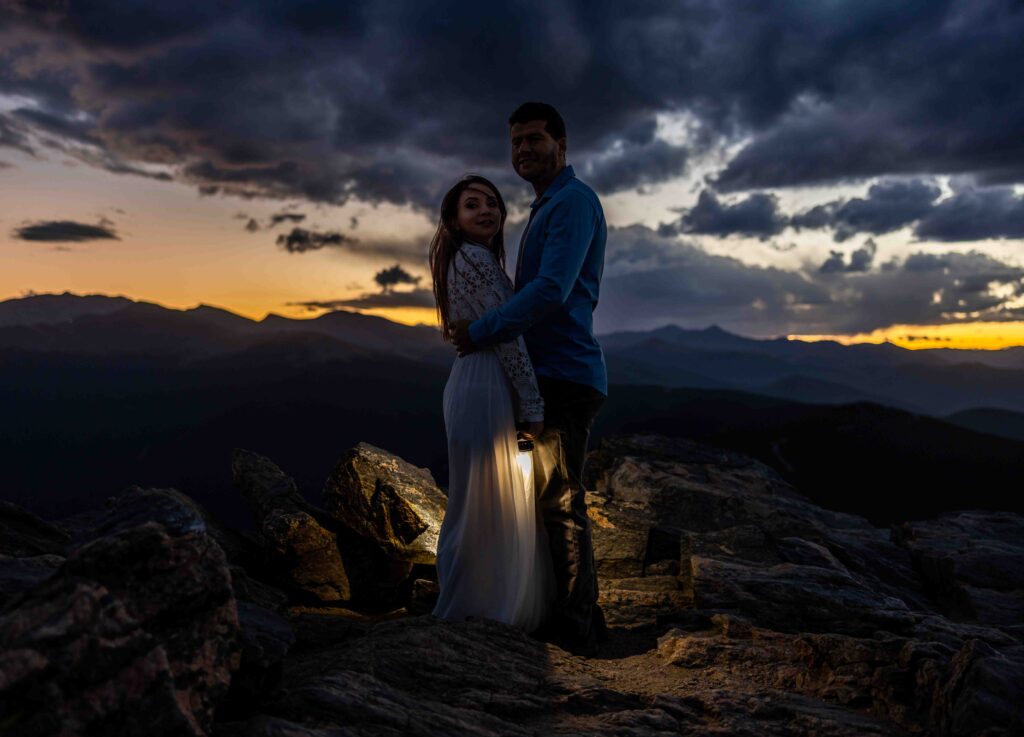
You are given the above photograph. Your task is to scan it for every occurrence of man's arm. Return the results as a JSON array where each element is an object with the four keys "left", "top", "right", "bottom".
[{"left": 467, "top": 192, "right": 597, "bottom": 347}]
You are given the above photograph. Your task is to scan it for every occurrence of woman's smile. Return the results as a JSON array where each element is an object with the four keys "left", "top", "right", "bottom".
[{"left": 456, "top": 183, "right": 503, "bottom": 246}]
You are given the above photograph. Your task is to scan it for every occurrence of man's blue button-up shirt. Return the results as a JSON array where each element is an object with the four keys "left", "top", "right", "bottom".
[{"left": 468, "top": 165, "right": 608, "bottom": 396}]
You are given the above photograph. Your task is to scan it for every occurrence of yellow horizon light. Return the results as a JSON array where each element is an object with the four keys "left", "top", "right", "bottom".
[{"left": 787, "top": 321, "right": 1024, "bottom": 350}]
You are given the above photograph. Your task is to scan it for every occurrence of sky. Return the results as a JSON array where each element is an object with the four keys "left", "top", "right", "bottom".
[{"left": 2, "top": 0, "right": 1024, "bottom": 349}]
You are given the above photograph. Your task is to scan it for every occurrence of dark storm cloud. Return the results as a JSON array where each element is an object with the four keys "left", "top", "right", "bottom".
[
  {"left": 1, "top": 108, "right": 174, "bottom": 180},
  {"left": 914, "top": 184, "right": 1024, "bottom": 242},
  {"left": 707, "top": 2, "right": 1024, "bottom": 191},
  {"left": 244, "top": 212, "right": 308, "bottom": 232},
  {"left": 12, "top": 107, "right": 100, "bottom": 146},
  {"left": 374, "top": 264, "right": 422, "bottom": 292},
  {"left": 271, "top": 226, "right": 424, "bottom": 265},
  {"left": 2, "top": 0, "right": 1023, "bottom": 218},
  {"left": 0, "top": 114, "right": 36, "bottom": 156},
  {"left": 269, "top": 212, "right": 306, "bottom": 227},
  {"left": 596, "top": 226, "right": 1024, "bottom": 336},
  {"left": 275, "top": 227, "right": 356, "bottom": 254},
  {"left": 903, "top": 253, "right": 952, "bottom": 273},
  {"left": 12, "top": 219, "right": 119, "bottom": 242},
  {"left": 819, "top": 239, "right": 877, "bottom": 274},
  {"left": 290, "top": 289, "right": 435, "bottom": 311},
  {"left": 69, "top": 146, "right": 174, "bottom": 181},
  {"left": 792, "top": 179, "right": 943, "bottom": 242},
  {"left": 662, "top": 190, "right": 787, "bottom": 240},
  {"left": 599, "top": 225, "right": 831, "bottom": 336},
  {"left": 579, "top": 134, "right": 689, "bottom": 194},
  {"left": 787, "top": 179, "right": 1024, "bottom": 243}
]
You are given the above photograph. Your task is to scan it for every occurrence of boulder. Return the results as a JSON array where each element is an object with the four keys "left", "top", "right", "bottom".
[
  {"left": 233, "top": 449, "right": 351, "bottom": 603},
  {"left": 0, "top": 553, "right": 64, "bottom": 606},
  {"left": 0, "top": 517, "right": 240, "bottom": 736},
  {"left": 893, "top": 511, "right": 1024, "bottom": 625},
  {"left": 219, "top": 601, "right": 296, "bottom": 719},
  {"left": 578, "top": 433, "right": 1024, "bottom": 736},
  {"left": 321, "top": 442, "right": 446, "bottom": 565},
  {"left": 934, "top": 638, "right": 1024, "bottom": 736},
  {"left": 0, "top": 500, "right": 69, "bottom": 556},
  {"left": 585, "top": 434, "right": 926, "bottom": 633}
]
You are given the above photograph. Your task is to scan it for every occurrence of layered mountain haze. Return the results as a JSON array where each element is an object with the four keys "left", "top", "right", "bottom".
[
  {"left": 600, "top": 323, "right": 1024, "bottom": 415},
  {"left": 0, "top": 292, "right": 450, "bottom": 366},
  {"left": 3, "top": 292, "right": 1024, "bottom": 531},
  {"left": 6, "top": 293, "right": 1024, "bottom": 407}
]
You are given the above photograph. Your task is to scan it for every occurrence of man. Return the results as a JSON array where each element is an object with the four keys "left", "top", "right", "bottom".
[{"left": 451, "top": 101, "right": 608, "bottom": 653}]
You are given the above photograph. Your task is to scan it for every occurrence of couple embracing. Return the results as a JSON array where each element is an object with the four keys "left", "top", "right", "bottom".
[{"left": 428, "top": 102, "right": 608, "bottom": 654}]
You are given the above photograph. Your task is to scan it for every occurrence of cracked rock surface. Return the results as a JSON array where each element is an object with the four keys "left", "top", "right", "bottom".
[{"left": 2, "top": 435, "right": 1021, "bottom": 736}]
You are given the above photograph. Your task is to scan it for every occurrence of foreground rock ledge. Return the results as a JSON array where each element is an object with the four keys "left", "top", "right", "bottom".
[
  {"left": 217, "top": 615, "right": 920, "bottom": 737},
  {"left": 2, "top": 434, "right": 1022, "bottom": 737},
  {"left": 0, "top": 515, "right": 241, "bottom": 736}
]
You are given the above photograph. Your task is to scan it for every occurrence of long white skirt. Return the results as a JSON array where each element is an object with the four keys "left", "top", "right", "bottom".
[{"left": 432, "top": 349, "right": 555, "bottom": 632}]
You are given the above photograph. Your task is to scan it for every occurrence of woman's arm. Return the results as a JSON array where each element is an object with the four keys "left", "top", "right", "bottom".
[{"left": 454, "top": 247, "right": 544, "bottom": 423}]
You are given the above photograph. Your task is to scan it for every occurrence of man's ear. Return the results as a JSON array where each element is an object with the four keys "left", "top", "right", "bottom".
[{"left": 558, "top": 137, "right": 567, "bottom": 165}]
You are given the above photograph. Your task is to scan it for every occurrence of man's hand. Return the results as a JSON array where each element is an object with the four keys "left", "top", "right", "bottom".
[
  {"left": 520, "top": 421, "right": 544, "bottom": 441},
  {"left": 452, "top": 319, "right": 477, "bottom": 357}
]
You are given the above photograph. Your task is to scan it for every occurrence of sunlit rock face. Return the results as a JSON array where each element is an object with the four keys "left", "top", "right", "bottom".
[
  {"left": 233, "top": 448, "right": 351, "bottom": 603},
  {"left": 322, "top": 442, "right": 446, "bottom": 565}
]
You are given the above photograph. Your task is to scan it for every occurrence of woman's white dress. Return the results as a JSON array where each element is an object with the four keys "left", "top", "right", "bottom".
[{"left": 431, "top": 241, "right": 555, "bottom": 632}]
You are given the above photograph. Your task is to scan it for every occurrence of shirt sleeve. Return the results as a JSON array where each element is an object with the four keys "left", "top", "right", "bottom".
[
  {"left": 468, "top": 190, "right": 597, "bottom": 347},
  {"left": 453, "top": 247, "right": 544, "bottom": 423}
]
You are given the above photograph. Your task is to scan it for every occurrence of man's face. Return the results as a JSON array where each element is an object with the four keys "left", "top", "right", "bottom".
[{"left": 510, "top": 120, "right": 565, "bottom": 183}]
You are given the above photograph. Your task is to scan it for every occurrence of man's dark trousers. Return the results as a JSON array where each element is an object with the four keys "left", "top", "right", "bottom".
[{"left": 533, "top": 375, "right": 605, "bottom": 638}]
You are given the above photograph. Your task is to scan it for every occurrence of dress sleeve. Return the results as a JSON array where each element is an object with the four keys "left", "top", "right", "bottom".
[{"left": 452, "top": 247, "right": 544, "bottom": 423}]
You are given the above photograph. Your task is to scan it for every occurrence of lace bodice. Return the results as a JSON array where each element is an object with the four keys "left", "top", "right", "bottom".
[{"left": 448, "top": 242, "right": 544, "bottom": 423}]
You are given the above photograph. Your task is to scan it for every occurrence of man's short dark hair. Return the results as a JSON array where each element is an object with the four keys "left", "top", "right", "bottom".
[{"left": 508, "top": 102, "right": 566, "bottom": 141}]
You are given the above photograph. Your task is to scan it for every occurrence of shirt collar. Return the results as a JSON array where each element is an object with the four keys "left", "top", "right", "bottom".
[{"left": 530, "top": 165, "right": 575, "bottom": 209}]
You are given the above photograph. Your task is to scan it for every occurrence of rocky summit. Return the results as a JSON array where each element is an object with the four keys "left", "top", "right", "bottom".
[{"left": 1, "top": 434, "right": 1022, "bottom": 736}]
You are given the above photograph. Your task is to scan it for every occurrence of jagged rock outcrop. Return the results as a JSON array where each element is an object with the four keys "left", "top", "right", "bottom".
[
  {"left": 219, "top": 601, "right": 296, "bottom": 719},
  {"left": 212, "top": 434, "right": 1023, "bottom": 736},
  {"left": 0, "top": 489, "right": 242, "bottom": 737},
  {"left": 893, "top": 511, "right": 1024, "bottom": 626},
  {"left": 0, "top": 503, "right": 71, "bottom": 606},
  {"left": 233, "top": 445, "right": 439, "bottom": 606},
  {"left": 585, "top": 436, "right": 927, "bottom": 633},
  {"left": 233, "top": 448, "right": 351, "bottom": 602},
  {"left": 3, "top": 434, "right": 1022, "bottom": 736},
  {"left": 583, "top": 434, "right": 1024, "bottom": 735},
  {"left": 0, "top": 500, "right": 69, "bottom": 556},
  {"left": 322, "top": 442, "right": 446, "bottom": 564},
  {"left": 0, "top": 553, "right": 65, "bottom": 606}
]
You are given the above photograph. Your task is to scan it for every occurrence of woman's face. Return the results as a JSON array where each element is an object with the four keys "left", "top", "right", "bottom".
[{"left": 455, "top": 183, "right": 501, "bottom": 246}]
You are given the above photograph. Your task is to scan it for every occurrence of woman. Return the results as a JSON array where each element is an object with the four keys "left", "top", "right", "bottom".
[{"left": 428, "top": 174, "right": 555, "bottom": 632}]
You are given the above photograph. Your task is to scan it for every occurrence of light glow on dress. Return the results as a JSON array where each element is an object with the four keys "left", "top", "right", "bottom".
[{"left": 516, "top": 448, "right": 533, "bottom": 491}]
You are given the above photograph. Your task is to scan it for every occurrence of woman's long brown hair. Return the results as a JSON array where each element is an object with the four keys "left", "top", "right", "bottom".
[{"left": 429, "top": 174, "right": 508, "bottom": 342}]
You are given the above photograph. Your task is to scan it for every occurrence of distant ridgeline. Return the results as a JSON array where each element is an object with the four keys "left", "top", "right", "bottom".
[{"left": 3, "top": 292, "right": 1024, "bottom": 526}]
